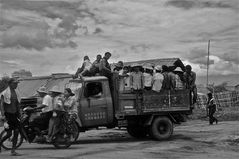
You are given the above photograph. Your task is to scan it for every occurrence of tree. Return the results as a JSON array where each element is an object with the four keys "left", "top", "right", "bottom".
[
  {"left": 11, "top": 69, "right": 32, "bottom": 78},
  {"left": 207, "top": 82, "right": 228, "bottom": 93}
]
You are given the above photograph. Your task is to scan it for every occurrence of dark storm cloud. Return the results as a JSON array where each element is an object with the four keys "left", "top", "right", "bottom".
[
  {"left": 165, "top": 0, "right": 234, "bottom": 10},
  {"left": 130, "top": 44, "right": 150, "bottom": 53},
  {"left": 1, "top": 26, "right": 52, "bottom": 50},
  {"left": 94, "top": 27, "right": 104, "bottom": 34},
  {"left": 2, "top": 0, "right": 97, "bottom": 21},
  {"left": 67, "top": 55, "right": 81, "bottom": 61},
  {"left": 0, "top": 60, "right": 18, "bottom": 69},
  {"left": 221, "top": 52, "right": 239, "bottom": 64},
  {"left": 184, "top": 48, "right": 214, "bottom": 66}
]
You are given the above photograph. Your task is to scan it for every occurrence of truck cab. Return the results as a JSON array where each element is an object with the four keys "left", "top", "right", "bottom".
[{"left": 66, "top": 76, "right": 114, "bottom": 129}]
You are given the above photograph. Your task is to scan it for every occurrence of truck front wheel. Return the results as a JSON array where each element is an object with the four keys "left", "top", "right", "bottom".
[
  {"left": 127, "top": 126, "right": 148, "bottom": 138},
  {"left": 150, "top": 116, "right": 173, "bottom": 140}
]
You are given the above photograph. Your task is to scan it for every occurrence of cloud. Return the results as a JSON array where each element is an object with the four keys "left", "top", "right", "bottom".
[
  {"left": 165, "top": 0, "right": 234, "bottom": 10},
  {"left": 94, "top": 27, "right": 103, "bottom": 34},
  {"left": 221, "top": 52, "right": 239, "bottom": 64},
  {"left": 2, "top": 26, "right": 51, "bottom": 50},
  {"left": 0, "top": 0, "right": 238, "bottom": 78},
  {"left": 57, "top": 15, "right": 78, "bottom": 37},
  {"left": 67, "top": 55, "right": 80, "bottom": 61},
  {"left": 183, "top": 48, "right": 214, "bottom": 67}
]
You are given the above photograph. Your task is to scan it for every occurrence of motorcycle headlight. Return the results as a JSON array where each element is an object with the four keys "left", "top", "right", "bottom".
[{"left": 53, "top": 112, "right": 57, "bottom": 117}]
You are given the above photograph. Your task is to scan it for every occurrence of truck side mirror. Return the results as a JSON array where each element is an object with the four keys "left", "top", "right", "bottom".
[{"left": 84, "top": 89, "right": 89, "bottom": 98}]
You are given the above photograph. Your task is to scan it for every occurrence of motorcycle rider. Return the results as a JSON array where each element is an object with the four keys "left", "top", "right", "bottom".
[
  {"left": 0, "top": 78, "right": 21, "bottom": 156},
  {"left": 30, "top": 86, "right": 53, "bottom": 137},
  {"left": 47, "top": 86, "right": 64, "bottom": 141}
]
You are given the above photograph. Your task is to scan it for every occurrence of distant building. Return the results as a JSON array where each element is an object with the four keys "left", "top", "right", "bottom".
[{"left": 12, "top": 69, "right": 32, "bottom": 78}]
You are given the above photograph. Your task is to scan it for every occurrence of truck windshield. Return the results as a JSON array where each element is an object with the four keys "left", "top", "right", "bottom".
[{"left": 65, "top": 82, "right": 82, "bottom": 97}]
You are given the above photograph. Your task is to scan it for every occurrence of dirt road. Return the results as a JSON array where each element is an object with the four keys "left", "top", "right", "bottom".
[{"left": 0, "top": 120, "right": 238, "bottom": 159}]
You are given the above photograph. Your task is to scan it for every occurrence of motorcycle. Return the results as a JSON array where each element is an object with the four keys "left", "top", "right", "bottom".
[{"left": 0, "top": 107, "right": 79, "bottom": 149}]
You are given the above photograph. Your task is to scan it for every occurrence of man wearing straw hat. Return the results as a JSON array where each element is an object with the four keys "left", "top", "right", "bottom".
[
  {"left": 47, "top": 85, "right": 64, "bottom": 141},
  {"left": 30, "top": 86, "right": 53, "bottom": 136}
]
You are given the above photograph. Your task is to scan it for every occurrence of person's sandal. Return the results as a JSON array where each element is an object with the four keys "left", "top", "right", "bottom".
[{"left": 11, "top": 151, "right": 21, "bottom": 156}]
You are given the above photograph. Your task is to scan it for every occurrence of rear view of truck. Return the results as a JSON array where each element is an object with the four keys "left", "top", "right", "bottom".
[{"left": 113, "top": 74, "right": 193, "bottom": 140}]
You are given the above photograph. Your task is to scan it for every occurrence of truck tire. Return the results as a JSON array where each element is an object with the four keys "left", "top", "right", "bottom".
[
  {"left": 127, "top": 126, "right": 148, "bottom": 138},
  {"left": 149, "top": 116, "right": 173, "bottom": 140}
]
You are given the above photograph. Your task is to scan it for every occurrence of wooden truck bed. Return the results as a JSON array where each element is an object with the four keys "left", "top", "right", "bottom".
[{"left": 115, "top": 89, "right": 191, "bottom": 116}]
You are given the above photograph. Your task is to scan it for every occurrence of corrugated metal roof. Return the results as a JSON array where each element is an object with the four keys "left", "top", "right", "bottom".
[
  {"left": 124, "top": 58, "right": 180, "bottom": 67},
  {"left": 17, "top": 73, "right": 73, "bottom": 98},
  {"left": 45, "top": 77, "right": 72, "bottom": 93},
  {"left": 17, "top": 77, "right": 50, "bottom": 98}
]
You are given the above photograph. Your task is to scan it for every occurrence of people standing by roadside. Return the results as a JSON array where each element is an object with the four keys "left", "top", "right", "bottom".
[
  {"left": 0, "top": 78, "right": 21, "bottom": 156},
  {"left": 152, "top": 65, "right": 164, "bottom": 92},
  {"left": 183, "top": 65, "right": 197, "bottom": 104},
  {"left": 207, "top": 93, "right": 218, "bottom": 125}
]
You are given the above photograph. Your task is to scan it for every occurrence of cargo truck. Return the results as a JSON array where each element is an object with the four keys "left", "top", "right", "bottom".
[{"left": 63, "top": 72, "right": 192, "bottom": 140}]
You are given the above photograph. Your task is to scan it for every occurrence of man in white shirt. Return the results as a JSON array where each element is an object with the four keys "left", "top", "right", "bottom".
[
  {"left": 143, "top": 66, "right": 153, "bottom": 90},
  {"left": 152, "top": 65, "right": 164, "bottom": 92},
  {"left": 30, "top": 86, "right": 53, "bottom": 131}
]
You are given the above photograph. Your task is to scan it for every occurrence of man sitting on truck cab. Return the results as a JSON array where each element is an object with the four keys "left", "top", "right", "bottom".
[
  {"left": 90, "top": 54, "right": 102, "bottom": 76},
  {"left": 99, "top": 52, "right": 112, "bottom": 79}
]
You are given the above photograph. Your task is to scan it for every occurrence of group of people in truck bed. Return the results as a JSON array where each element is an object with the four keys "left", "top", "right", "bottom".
[{"left": 74, "top": 52, "right": 197, "bottom": 105}]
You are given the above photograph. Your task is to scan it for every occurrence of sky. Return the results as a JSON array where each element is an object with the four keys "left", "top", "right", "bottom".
[{"left": 0, "top": 0, "right": 238, "bottom": 78}]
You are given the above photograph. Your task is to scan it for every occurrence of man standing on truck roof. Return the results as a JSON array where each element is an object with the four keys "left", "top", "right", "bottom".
[
  {"left": 183, "top": 65, "right": 197, "bottom": 105},
  {"left": 99, "top": 52, "right": 112, "bottom": 79}
]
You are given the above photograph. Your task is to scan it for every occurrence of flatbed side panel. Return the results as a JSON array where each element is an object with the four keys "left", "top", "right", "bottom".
[{"left": 142, "top": 90, "right": 190, "bottom": 113}]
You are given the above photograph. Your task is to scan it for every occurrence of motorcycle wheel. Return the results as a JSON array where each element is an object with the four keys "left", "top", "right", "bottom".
[
  {"left": 52, "top": 133, "right": 73, "bottom": 149},
  {"left": 0, "top": 129, "right": 24, "bottom": 150},
  {"left": 70, "top": 121, "right": 79, "bottom": 142}
]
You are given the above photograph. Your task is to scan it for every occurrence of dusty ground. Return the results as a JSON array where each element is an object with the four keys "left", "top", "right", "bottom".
[{"left": 0, "top": 120, "right": 239, "bottom": 159}]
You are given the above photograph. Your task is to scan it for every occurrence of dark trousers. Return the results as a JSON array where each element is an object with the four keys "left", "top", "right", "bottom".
[
  {"left": 0, "top": 112, "right": 20, "bottom": 150},
  {"left": 144, "top": 87, "right": 152, "bottom": 91},
  {"left": 30, "top": 111, "right": 52, "bottom": 131},
  {"left": 209, "top": 106, "right": 217, "bottom": 124}
]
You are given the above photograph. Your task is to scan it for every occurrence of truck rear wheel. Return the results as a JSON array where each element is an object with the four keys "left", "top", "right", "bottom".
[
  {"left": 150, "top": 116, "right": 173, "bottom": 140},
  {"left": 127, "top": 126, "right": 148, "bottom": 138}
]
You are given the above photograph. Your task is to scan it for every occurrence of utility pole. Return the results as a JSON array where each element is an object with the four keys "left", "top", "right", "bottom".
[{"left": 207, "top": 40, "right": 210, "bottom": 89}]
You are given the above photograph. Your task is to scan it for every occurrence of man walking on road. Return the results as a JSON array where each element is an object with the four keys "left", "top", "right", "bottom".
[
  {"left": 0, "top": 78, "right": 21, "bottom": 156},
  {"left": 207, "top": 93, "right": 218, "bottom": 125}
]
